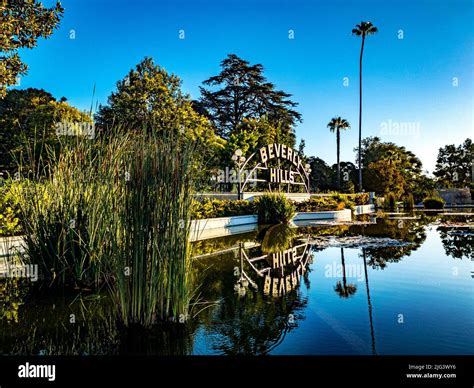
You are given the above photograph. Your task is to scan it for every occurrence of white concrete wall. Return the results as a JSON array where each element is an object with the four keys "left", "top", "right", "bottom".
[
  {"left": 354, "top": 204, "right": 376, "bottom": 215},
  {"left": 189, "top": 215, "right": 258, "bottom": 241},
  {"left": 293, "top": 209, "right": 352, "bottom": 221},
  {"left": 242, "top": 192, "right": 310, "bottom": 202}
]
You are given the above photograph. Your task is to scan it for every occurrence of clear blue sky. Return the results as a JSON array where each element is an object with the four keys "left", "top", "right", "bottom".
[{"left": 15, "top": 0, "right": 473, "bottom": 173}]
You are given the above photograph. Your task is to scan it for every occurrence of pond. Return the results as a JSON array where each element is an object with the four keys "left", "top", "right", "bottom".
[{"left": 1, "top": 211, "right": 472, "bottom": 355}]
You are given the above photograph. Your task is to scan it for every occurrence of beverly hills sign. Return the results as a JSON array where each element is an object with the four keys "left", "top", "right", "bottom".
[{"left": 240, "top": 143, "right": 311, "bottom": 194}]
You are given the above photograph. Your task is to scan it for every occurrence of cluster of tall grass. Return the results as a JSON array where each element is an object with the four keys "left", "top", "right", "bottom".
[
  {"left": 191, "top": 199, "right": 255, "bottom": 220},
  {"left": 108, "top": 133, "right": 196, "bottom": 326},
  {"left": 254, "top": 193, "right": 296, "bottom": 224},
  {"left": 14, "top": 129, "right": 198, "bottom": 327}
]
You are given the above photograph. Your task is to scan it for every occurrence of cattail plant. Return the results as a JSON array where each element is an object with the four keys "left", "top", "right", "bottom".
[{"left": 16, "top": 127, "right": 199, "bottom": 327}]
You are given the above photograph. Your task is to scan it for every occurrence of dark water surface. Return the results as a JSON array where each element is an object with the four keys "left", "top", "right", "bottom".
[{"left": 1, "top": 212, "right": 472, "bottom": 355}]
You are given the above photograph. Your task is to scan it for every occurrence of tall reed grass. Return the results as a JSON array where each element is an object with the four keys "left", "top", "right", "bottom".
[
  {"left": 108, "top": 132, "right": 196, "bottom": 326},
  {"left": 16, "top": 129, "right": 198, "bottom": 327}
]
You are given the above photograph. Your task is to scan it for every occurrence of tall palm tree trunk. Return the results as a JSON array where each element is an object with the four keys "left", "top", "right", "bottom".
[
  {"left": 362, "top": 248, "right": 376, "bottom": 355},
  {"left": 358, "top": 36, "right": 365, "bottom": 192},
  {"left": 341, "top": 247, "right": 347, "bottom": 290},
  {"left": 336, "top": 128, "right": 341, "bottom": 189}
]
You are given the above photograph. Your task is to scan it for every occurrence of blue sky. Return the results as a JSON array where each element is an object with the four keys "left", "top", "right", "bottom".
[{"left": 14, "top": 0, "right": 473, "bottom": 173}]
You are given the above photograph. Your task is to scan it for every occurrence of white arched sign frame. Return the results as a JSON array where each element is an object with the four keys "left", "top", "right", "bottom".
[{"left": 239, "top": 144, "right": 311, "bottom": 194}]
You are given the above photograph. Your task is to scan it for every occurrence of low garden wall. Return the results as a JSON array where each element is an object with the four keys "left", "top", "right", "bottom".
[{"left": 189, "top": 205, "right": 375, "bottom": 241}]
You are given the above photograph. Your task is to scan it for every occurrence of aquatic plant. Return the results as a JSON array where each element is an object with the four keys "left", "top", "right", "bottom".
[
  {"left": 15, "top": 128, "right": 199, "bottom": 327},
  {"left": 107, "top": 132, "right": 197, "bottom": 327}
]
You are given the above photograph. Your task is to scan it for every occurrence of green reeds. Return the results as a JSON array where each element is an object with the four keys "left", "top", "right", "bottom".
[
  {"left": 16, "top": 128, "right": 198, "bottom": 327},
  {"left": 16, "top": 133, "right": 130, "bottom": 287},
  {"left": 108, "top": 132, "right": 196, "bottom": 326}
]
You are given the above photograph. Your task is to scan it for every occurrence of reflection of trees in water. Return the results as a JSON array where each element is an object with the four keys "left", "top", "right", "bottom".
[
  {"left": 353, "top": 218, "right": 427, "bottom": 270},
  {"left": 195, "top": 226, "right": 311, "bottom": 355},
  {"left": 437, "top": 227, "right": 473, "bottom": 260},
  {"left": 202, "top": 289, "right": 308, "bottom": 355},
  {"left": 1, "top": 290, "right": 196, "bottom": 355}
]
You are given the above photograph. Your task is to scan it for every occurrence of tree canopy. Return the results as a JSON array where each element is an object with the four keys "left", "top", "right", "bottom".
[
  {"left": 95, "top": 57, "right": 222, "bottom": 149},
  {"left": 199, "top": 54, "right": 302, "bottom": 138},
  {"left": 0, "top": 88, "right": 91, "bottom": 172},
  {"left": 0, "top": 0, "right": 64, "bottom": 98},
  {"left": 434, "top": 138, "right": 473, "bottom": 188}
]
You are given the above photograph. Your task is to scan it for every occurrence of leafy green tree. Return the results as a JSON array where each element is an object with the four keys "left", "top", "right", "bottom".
[
  {"left": 334, "top": 161, "right": 357, "bottom": 193},
  {"left": 327, "top": 116, "right": 351, "bottom": 189},
  {"left": 352, "top": 21, "right": 378, "bottom": 192},
  {"left": 364, "top": 158, "right": 405, "bottom": 197},
  {"left": 434, "top": 138, "right": 473, "bottom": 188},
  {"left": 224, "top": 125, "right": 260, "bottom": 160},
  {"left": 307, "top": 157, "right": 334, "bottom": 192},
  {"left": 357, "top": 136, "right": 423, "bottom": 195},
  {"left": 0, "top": 0, "right": 64, "bottom": 98},
  {"left": 222, "top": 116, "right": 296, "bottom": 162},
  {"left": 95, "top": 57, "right": 223, "bottom": 152},
  {"left": 0, "top": 88, "right": 91, "bottom": 172},
  {"left": 412, "top": 175, "right": 436, "bottom": 204},
  {"left": 199, "top": 54, "right": 301, "bottom": 138}
]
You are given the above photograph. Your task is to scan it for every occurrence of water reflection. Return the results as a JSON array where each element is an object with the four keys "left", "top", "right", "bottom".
[
  {"left": 362, "top": 248, "right": 376, "bottom": 356},
  {"left": 437, "top": 227, "right": 473, "bottom": 260},
  {"left": 1, "top": 212, "right": 472, "bottom": 355},
  {"left": 195, "top": 226, "right": 312, "bottom": 355}
]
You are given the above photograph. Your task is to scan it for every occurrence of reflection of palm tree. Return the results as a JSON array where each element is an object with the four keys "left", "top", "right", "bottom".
[
  {"left": 362, "top": 247, "right": 376, "bottom": 355},
  {"left": 334, "top": 248, "right": 357, "bottom": 298},
  {"left": 327, "top": 117, "right": 351, "bottom": 189},
  {"left": 352, "top": 21, "right": 378, "bottom": 192}
]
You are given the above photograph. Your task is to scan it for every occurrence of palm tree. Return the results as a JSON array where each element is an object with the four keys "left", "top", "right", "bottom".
[
  {"left": 384, "top": 149, "right": 401, "bottom": 166},
  {"left": 327, "top": 117, "right": 351, "bottom": 190},
  {"left": 352, "top": 21, "right": 378, "bottom": 192},
  {"left": 334, "top": 248, "right": 357, "bottom": 298}
]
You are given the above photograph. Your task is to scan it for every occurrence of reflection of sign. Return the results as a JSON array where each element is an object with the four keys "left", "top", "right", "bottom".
[
  {"left": 264, "top": 263, "right": 308, "bottom": 297},
  {"left": 238, "top": 239, "right": 313, "bottom": 297},
  {"left": 270, "top": 247, "right": 298, "bottom": 268},
  {"left": 240, "top": 143, "right": 311, "bottom": 194}
]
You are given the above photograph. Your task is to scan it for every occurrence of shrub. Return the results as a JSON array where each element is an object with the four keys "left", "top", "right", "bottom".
[
  {"left": 0, "top": 180, "right": 22, "bottom": 236},
  {"left": 191, "top": 199, "right": 255, "bottom": 220},
  {"left": 297, "top": 196, "right": 346, "bottom": 212},
  {"left": 344, "top": 193, "right": 369, "bottom": 206},
  {"left": 254, "top": 193, "right": 296, "bottom": 224},
  {"left": 423, "top": 196, "right": 445, "bottom": 209}
]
